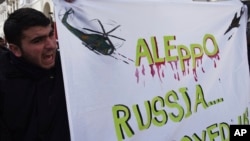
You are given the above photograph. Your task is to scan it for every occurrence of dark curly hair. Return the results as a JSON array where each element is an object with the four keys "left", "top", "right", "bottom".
[{"left": 3, "top": 8, "right": 51, "bottom": 47}]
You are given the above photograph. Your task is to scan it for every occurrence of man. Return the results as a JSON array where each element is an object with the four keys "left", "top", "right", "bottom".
[
  {"left": 0, "top": 8, "right": 70, "bottom": 141},
  {"left": 0, "top": 37, "right": 8, "bottom": 53}
]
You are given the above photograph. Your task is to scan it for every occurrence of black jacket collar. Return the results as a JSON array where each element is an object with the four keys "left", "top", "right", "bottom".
[{"left": 8, "top": 51, "right": 61, "bottom": 80}]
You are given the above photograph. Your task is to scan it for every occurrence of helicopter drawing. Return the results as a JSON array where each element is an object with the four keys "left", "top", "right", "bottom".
[{"left": 60, "top": 8, "right": 126, "bottom": 55}]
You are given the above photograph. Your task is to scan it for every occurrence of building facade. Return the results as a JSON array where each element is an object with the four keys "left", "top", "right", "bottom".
[{"left": 0, "top": 0, "right": 54, "bottom": 38}]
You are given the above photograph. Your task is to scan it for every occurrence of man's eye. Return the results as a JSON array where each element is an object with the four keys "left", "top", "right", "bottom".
[{"left": 32, "top": 38, "right": 43, "bottom": 43}]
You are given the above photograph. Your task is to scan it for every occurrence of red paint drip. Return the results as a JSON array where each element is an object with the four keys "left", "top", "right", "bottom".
[
  {"left": 174, "top": 61, "right": 178, "bottom": 70},
  {"left": 149, "top": 64, "right": 155, "bottom": 77},
  {"left": 155, "top": 63, "right": 162, "bottom": 82},
  {"left": 177, "top": 72, "right": 180, "bottom": 81},
  {"left": 169, "top": 62, "right": 174, "bottom": 70},
  {"left": 135, "top": 68, "right": 139, "bottom": 83},
  {"left": 182, "top": 70, "right": 186, "bottom": 76},
  {"left": 202, "top": 67, "right": 205, "bottom": 73},
  {"left": 155, "top": 62, "right": 165, "bottom": 82},
  {"left": 161, "top": 70, "right": 165, "bottom": 78},
  {"left": 193, "top": 68, "right": 198, "bottom": 82},
  {"left": 142, "top": 65, "right": 145, "bottom": 75}
]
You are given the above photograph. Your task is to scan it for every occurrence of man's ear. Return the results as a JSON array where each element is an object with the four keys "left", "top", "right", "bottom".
[{"left": 8, "top": 43, "right": 22, "bottom": 57}]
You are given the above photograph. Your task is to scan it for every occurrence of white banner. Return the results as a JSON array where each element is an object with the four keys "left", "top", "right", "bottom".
[{"left": 53, "top": 0, "right": 250, "bottom": 140}]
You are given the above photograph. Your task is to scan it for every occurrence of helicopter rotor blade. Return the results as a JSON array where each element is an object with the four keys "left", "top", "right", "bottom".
[
  {"left": 67, "top": 8, "right": 74, "bottom": 14},
  {"left": 108, "top": 34, "right": 126, "bottom": 41},
  {"left": 106, "top": 37, "right": 115, "bottom": 47},
  {"left": 95, "top": 19, "right": 106, "bottom": 34},
  {"left": 82, "top": 28, "right": 103, "bottom": 35},
  {"left": 58, "top": 8, "right": 74, "bottom": 19},
  {"left": 107, "top": 25, "right": 121, "bottom": 34}
]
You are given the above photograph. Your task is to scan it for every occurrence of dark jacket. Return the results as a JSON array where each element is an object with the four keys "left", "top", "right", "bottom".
[
  {"left": 0, "top": 46, "right": 8, "bottom": 54},
  {"left": 0, "top": 51, "right": 70, "bottom": 141}
]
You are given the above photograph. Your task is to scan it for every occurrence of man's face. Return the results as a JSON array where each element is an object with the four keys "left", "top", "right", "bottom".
[{"left": 13, "top": 25, "right": 58, "bottom": 69}]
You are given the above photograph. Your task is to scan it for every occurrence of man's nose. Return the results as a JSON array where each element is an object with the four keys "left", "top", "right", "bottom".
[{"left": 45, "top": 36, "right": 57, "bottom": 49}]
